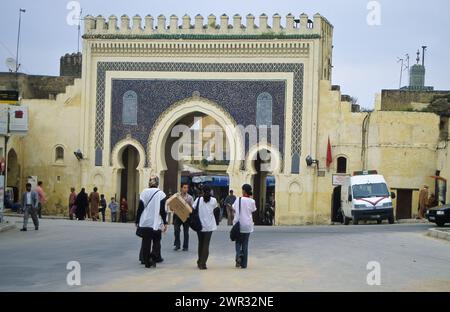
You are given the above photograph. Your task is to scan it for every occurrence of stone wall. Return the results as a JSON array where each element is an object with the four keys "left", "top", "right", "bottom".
[
  {"left": 0, "top": 73, "right": 75, "bottom": 99},
  {"left": 380, "top": 89, "right": 450, "bottom": 111}
]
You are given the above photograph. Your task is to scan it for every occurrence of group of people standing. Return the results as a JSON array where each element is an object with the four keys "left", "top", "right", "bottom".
[
  {"left": 135, "top": 176, "right": 257, "bottom": 270},
  {"left": 68, "top": 187, "right": 129, "bottom": 223},
  {"left": 20, "top": 181, "right": 46, "bottom": 231}
]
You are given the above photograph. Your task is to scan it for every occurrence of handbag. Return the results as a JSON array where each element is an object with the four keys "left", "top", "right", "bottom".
[
  {"left": 230, "top": 198, "right": 241, "bottom": 242},
  {"left": 188, "top": 197, "right": 203, "bottom": 232},
  {"left": 136, "top": 190, "right": 160, "bottom": 238}
]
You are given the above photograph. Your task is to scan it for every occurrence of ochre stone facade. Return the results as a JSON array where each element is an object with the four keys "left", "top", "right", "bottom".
[{"left": 6, "top": 13, "right": 449, "bottom": 224}]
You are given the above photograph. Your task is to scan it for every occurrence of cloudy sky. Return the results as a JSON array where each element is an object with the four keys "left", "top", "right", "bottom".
[{"left": 1, "top": 0, "right": 449, "bottom": 108}]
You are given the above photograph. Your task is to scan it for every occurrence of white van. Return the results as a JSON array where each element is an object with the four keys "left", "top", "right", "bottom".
[{"left": 340, "top": 171, "right": 395, "bottom": 225}]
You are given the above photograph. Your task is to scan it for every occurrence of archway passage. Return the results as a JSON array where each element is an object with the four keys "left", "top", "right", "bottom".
[
  {"left": 120, "top": 145, "right": 140, "bottom": 221},
  {"left": 331, "top": 186, "right": 343, "bottom": 223},
  {"left": 163, "top": 112, "right": 231, "bottom": 208},
  {"left": 252, "top": 149, "right": 275, "bottom": 226},
  {"left": 7, "top": 149, "right": 20, "bottom": 203}
]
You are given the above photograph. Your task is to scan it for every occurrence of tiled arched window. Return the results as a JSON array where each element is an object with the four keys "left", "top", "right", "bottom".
[
  {"left": 256, "top": 92, "right": 273, "bottom": 127},
  {"left": 122, "top": 90, "right": 138, "bottom": 125}
]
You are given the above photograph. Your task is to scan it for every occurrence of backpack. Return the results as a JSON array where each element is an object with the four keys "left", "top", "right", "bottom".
[{"left": 188, "top": 198, "right": 203, "bottom": 232}]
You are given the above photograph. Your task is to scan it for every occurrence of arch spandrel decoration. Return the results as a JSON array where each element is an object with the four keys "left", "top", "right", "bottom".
[{"left": 147, "top": 96, "right": 243, "bottom": 175}]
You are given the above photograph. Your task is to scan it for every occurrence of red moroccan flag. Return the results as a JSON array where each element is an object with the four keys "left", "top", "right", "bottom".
[{"left": 326, "top": 137, "right": 333, "bottom": 168}]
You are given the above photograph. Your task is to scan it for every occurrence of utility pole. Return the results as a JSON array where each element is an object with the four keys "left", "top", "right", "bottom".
[
  {"left": 15, "top": 8, "right": 26, "bottom": 73},
  {"left": 397, "top": 58, "right": 404, "bottom": 89},
  {"left": 77, "top": 8, "right": 83, "bottom": 53}
]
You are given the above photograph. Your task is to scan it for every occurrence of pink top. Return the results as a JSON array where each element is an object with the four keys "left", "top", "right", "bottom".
[{"left": 35, "top": 186, "right": 47, "bottom": 204}]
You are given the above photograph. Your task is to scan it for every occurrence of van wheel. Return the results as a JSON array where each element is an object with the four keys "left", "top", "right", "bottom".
[
  {"left": 352, "top": 218, "right": 359, "bottom": 225},
  {"left": 388, "top": 216, "right": 395, "bottom": 224},
  {"left": 377, "top": 220, "right": 382, "bottom": 225},
  {"left": 342, "top": 212, "right": 350, "bottom": 225},
  {"left": 436, "top": 221, "right": 445, "bottom": 227}
]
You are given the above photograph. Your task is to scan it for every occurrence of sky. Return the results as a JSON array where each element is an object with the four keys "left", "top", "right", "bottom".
[{"left": 0, "top": 0, "right": 449, "bottom": 108}]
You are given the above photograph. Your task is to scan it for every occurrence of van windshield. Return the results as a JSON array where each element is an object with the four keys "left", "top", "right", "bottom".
[{"left": 352, "top": 183, "right": 389, "bottom": 199}]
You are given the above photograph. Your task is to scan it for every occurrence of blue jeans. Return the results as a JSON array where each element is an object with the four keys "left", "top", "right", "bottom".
[{"left": 235, "top": 233, "right": 250, "bottom": 268}]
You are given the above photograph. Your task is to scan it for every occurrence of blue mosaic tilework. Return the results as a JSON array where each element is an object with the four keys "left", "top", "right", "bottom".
[
  {"left": 95, "top": 62, "right": 304, "bottom": 172},
  {"left": 110, "top": 80, "right": 286, "bottom": 164}
]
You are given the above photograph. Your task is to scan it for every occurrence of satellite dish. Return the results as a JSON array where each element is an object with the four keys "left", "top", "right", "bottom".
[{"left": 5, "top": 58, "right": 16, "bottom": 72}]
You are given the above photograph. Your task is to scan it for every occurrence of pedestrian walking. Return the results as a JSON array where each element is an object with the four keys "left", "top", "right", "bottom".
[
  {"left": 89, "top": 187, "right": 100, "bottom": 221},
  {"left": 120, "top": 197, "right": 128, "bottom": 223},
  {"left": 99, "top": 194, "right": 107, "bottom": 222},
  {"left": 173, "top": 183, "right": 193, "bottom": 251},
  {"left": 232, "top": 184, "right": 257, "bottom": 269},
  {"left": 20, "top": 183, "right": 40, "bottom": 231},
  {"left": 108, "top": 197, "right": 118, "bottom": 222},
  {"left": 35, "top": 181, "right": 47, "bottom": 219},
  {"left": 68, "top": 187, "right": 77, "bottom": 220},
  {"left": 193, "top": 185, "right": 218, "bottom": 270},
  {"left": 224, "top": 190, "right": 237, "bottom": 225},
  {"left": 418, "top": 185, "right": 429, "bottom": 219},
  {"left": 75, "top": 188, "right": 89, "bottom": 220},
  {"left": 136, "top": 175, "right": 168, "bottom": 268}
]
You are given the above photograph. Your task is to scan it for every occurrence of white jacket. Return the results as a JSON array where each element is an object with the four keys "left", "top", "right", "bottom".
[{"left": 139, "top": 188, "right": 167, "bottom": 229}]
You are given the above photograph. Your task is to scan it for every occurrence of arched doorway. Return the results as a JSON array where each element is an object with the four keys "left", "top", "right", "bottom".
[
  {"left": 331, "top": 186, "right": 343, "bottom": 223},
  {"left": 148, "top": 98, "right": 242, "bottom": 203},
  {"left": 252, "top": 149, "right": 275, "bottom": 226},
  {"left": 162, "top": 112, "right": 232, "bottom": 207},
  {"left": 119, "top": 145, "right": 140, "bottom": 221},
  {"left": 7, "top": 149, "right": 20, "bottom": 202}
]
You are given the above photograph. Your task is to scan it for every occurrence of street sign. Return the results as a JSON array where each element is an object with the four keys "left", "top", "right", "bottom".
[
  {"left": 0, "top": 90, "right": 19, "bottom": 105},
  {"left": 0, "top": 157, "right": 5, "bottom": 174},
  {"left": 9, "top": 105, "right": 28, "bottom": 134},
  {"left": 28, "top": 176, "right": 38, "bottom": 189},
  {"left": 0, "top": 106, "right": 8, "bottom": 135},
  {"left": 0, "top": 175, "right": 4, "bottom": 223},
  {"left": 332, "top": 174, "right": 350, "bottom": 186}
]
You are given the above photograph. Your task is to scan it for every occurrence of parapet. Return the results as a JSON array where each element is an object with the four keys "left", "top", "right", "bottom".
[{"left": 83, "top": 13, "right": 332, "bottom": 38}]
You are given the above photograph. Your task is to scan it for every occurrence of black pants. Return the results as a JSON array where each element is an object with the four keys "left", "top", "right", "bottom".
[
  {"left": 99, "top": 208, "right": 105, "bottom": 222},
  {"left": 37, "top": 203, "right": 42, "bottom": 219},
  {"left": 139, "top": 229, "right": 162, "bottom": 264},
  {"left": 197, "top": 231, "right": 212, "bottom": 267},
  {"left": 120, "top": 212, "right": 127, "bottom": 223},
  {"left": 174, "top": 216, "right": 190, "bottom": 249}
]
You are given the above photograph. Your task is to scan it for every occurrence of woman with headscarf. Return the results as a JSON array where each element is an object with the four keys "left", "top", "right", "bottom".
[
  {"left": 192, "top": 185, "right": 218, "bottom": 270},
  {"left": 75, "top": 188, "right": 89, "bottom": 220}
]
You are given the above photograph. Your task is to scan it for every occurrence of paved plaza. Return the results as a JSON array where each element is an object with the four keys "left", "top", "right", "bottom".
[{"left": 0, "top": 216, "right": 449, "bottom": 292}]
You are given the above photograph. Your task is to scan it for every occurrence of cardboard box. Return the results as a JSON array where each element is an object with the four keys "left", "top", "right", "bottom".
[{"left": 167, "top": 193, "right": 192, "bottom": 222}]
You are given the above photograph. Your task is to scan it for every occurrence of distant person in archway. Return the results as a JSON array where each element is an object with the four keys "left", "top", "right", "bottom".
[
  {"left": 193, "top": 185, "right": 218, "bottom": 270},
  {"left": 68, "top": 187, "right": 77, "bottom": 220},
  {"left": 224, "top": 190, "right": 237, "bottom": 225},
  {"left": 108, "top": 197, "right": 118, "bottom": 222},
  {"left": 35, "top": 181, "right": 47, "bottom": 219},
  {"left": 75, "top": 188, "right": 89, "bottom": 220},
  {"left": 418, "top": 185, "right": 429, "bottom": 219},
  {"left": 233, "top": 184, "right": 257, "bottom": 269},
  {"left": 173, "top": 183, "right": 193, "bottom": 251},
  {"left": 120, "top": 198, "right": 128, "bottom": 223},
  {"left": 99, "top": 194, "right": 107, "bottom": 222},
  {"left": 89, "top": 187, "right": 100, "bottom": 221}
]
